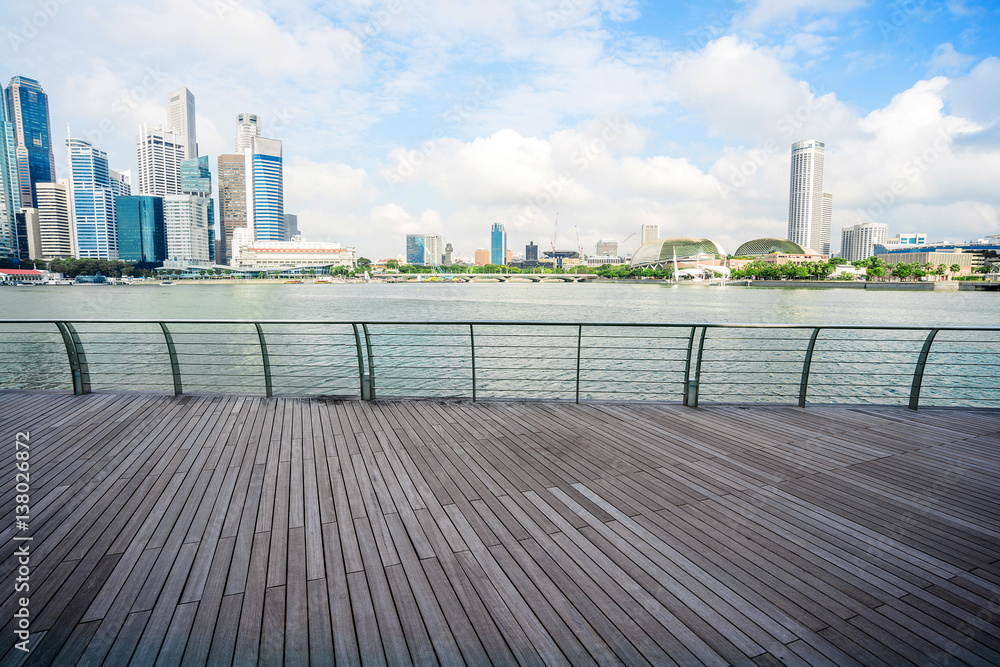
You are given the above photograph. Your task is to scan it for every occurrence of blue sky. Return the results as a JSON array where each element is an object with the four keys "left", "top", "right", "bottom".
[{"left": 3, "top": 0, "right": 999, "bottom": 260}]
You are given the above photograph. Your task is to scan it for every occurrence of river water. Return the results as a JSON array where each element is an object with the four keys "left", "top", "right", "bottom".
[{"left": 2, "top": 281, "right": 999, "bottom": 325}]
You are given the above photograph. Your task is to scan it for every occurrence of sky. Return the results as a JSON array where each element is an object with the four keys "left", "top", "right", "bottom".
[{"left": 3, "top": 0, "right": 1000, "bottom": 261}]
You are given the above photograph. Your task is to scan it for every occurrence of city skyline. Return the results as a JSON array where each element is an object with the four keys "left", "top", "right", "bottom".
[{"left": 1, "top": 1, "right": 999, "bottom": 261}]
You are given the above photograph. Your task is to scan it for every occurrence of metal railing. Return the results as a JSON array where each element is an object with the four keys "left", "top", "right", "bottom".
[{"left": 1, "top": 320, "right": 997, "bottom": 409}]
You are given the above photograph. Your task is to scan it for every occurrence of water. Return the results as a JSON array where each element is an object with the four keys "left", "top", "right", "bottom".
[
  {"left": 2, "top": 282, "right": 998, "bottom": 407},
  {"left": 3, "top": 281, "right": 999, "bottom": 325}
]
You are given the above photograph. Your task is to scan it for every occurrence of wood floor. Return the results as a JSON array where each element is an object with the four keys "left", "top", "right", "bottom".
[{"left": 0, "top": 391, "right": 998, "bottom": 666}]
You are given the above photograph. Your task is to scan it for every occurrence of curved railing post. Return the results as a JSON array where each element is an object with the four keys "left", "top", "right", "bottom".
[
  {"left": 159, "top": 322, "right": 182, "bottom": 395},
  {"left": 686, "top": 327, "right": 709, "bottom": 408},
  {"left": 575, "top": 324, "right": 583, "bottom": 404},
  {"left": 362, "top": 323, "right": 375, "bottom": 401},
  {"left": 469, "top": 324, "right": 477, "bottom": 402},
  {"left": 798, "top": 328, "right": 821, "bottom": 408},
  {"left": 254, "top": 323, "right": 273, "bottom": 398},
  {"left": 55, "top": 322, "right": 90, "bottom": 395},
  {"left": 682, "top": 326, "right": 697, "bottom": 406},
  {"left": 351, "top": 323, "right": 369, "bottom": 400},
  {"left": 909, "top": 329, "right": 939, "bottom": 410}
]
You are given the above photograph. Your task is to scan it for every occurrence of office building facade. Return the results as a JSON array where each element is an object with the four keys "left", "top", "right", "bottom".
[
  {"left": 595, "top": 240, "right": 618, "bottom": 256},
  {"left": 424, "top": 234, "right": 444, "bottom": 265},
  {"left": 235, "top": 113, "right": 261, "bottom": 153},
  {"left": 526, "top": 242, "right": 538, "bottom": 261},
  {"left": 68, "top": 135, "right": 118, "bottom": 259},
  {"left": 283, "top": 213, "right": 298, "bottom": 241},
  {"left": 491, "top": 222, "right": 506, "bottom": 266},
  {"left": 245, "top": 136, "right": 284, "bottom": 241},
  {"left": 166, "top": 87, "right": 197, "bottom": 159},
  {"left": 788, "top": 139, "right": 831, "bottom": 256},
  {"left": 474, "top": 248, "right": 490, "bottom": 266},
  {"left": 163, "top": 194, "right": 211, "bottom": 262},
  {"left": 641, "top": 224, "right": 659, "bottom": 245},
  {"left": 0, "top": 90, "right": 21, "bottom": 258},
  {"left": 15, "top": 208, "right": 41, "bottom": 260},
  {"left": 218, "top": 154, "right": 246, "bottom": 263},
  {"left": 6, "top": 76, "right": 55, "bottom": 208},
  {"left": 136, "top": 124, "right": 184, "bottom": 196},
  {"left": 841, "top": 222, "right": 888, "bottom": 262},
  {"left": 116, "top": 195, "right": 166, "bottom": 263},
  {"left": 180, "top": 155, "right": 215, "bottom": 262},
  {"left": 406, "top": 234, "right": 426, "bottom": 265},
  {"left": 35, "top": 180, "right": 72, "bottom": 257}
]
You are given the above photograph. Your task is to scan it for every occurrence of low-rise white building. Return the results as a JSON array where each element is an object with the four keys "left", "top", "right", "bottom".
[{"left": 233, "top": 236, "right": 356, "bottom": 269}]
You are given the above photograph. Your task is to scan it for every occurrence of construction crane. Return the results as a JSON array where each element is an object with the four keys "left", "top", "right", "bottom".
[
  {"left": 550, "top": 214, "right": 558, "bottom": 253},
  {"left": 574, "top": 226, "right": 584, "bottom": 258},
  {"left": 618, "top": 232, "right": 636, "bottom": 257}
]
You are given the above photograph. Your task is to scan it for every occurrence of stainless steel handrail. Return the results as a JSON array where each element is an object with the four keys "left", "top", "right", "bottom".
[{"left": 1, "top": 320, "right": 998, "bottom": 409}]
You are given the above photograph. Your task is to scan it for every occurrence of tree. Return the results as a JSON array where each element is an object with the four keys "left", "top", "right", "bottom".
[
  {"left": 891, "top": 263, "right": 913, "bottom": 281},
  {"left": 949, "top": 263, "right": 961, "bottom": 278},
  {"left": 357, "top": 257, "right": 372, "bottom": 269},
  {"left": 386, "top": 259, "right": 399, "bottom": 270}
]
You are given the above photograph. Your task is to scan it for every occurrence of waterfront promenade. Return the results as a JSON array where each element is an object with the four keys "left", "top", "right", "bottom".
[{"left": 0, "top": 391, "right": 997, "bottom": 665}]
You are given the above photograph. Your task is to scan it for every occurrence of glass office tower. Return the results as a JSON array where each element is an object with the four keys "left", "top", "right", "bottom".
[
  {"left": 116, "top": 195, "right": 166, "bottom": 263},
  {"left": 5, "top": 76, "right": 55, "bottom": 208}
]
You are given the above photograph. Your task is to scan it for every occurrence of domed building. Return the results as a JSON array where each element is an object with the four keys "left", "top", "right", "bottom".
[
  {"left": 629, "top": 237, "right": 727, "bottom": 270},
  {"left": 734, "top": 238, "right": 807, "bottom": 257}
]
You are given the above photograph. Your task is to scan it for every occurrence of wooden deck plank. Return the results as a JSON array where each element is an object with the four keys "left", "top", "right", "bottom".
[{"left": 0, "top": 393, "right": 996, "bottom": 665}]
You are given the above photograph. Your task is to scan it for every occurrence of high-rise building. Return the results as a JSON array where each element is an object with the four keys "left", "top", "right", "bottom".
[
  {"left": 641, "top": 224, "right": 659, "bottom": 244},
  {"left": 35, "top": 180, "right": 72, "bottom": 257},
  {"left": 235, "top": 113, "right": 261, "bottom": 153},
  {"left": 893, "top": 233, "right": 927, "bottom": 246},
  {"left": 0, "top": 90, "right": 21, "bottom": 258},
  {"left": 15, "top": 208, "right": 41, "bottom": 261},
  {"left": 283, "top": 213, "right": 298, "bottom": 241},
  {"left": 163, "top": 195, "right": 210, "bottom": 262},
  {"left": 5, "top": 77, "right": 55, "bottom": 208},
  {"left": 116, "top": 195, "right": 166, "bottom": 263},
  {"left": 425, "top": 234, "right": 444, "bottom": 265},
  {"left": 68, "top": 134, "right": 118, "bottom": 259},
  {"left": 217, "top": 153, "right": 247, "bottom": 264},
  {"left": 245, "top": 136, "right": 283, "bottom": 241},
  {"left": 787, "top": 139, "right": 831, "bottom": 256},
  {"left": 406, "top": 234, "right": 426, "bottom": 265},
  {"left": 136, "top": 124, "right": 184, "bottom": 196},
  {"left": 840, "top": 222, "right": 888, "bottom": 262},
  {"left": 595, "top": 240, "right": 618, "bottom": 256},
  {"left": 474, "top": 248, "right": 489, "bottom": 267},
  {"left": 180, "top": 156, "right": 215, "bottom": 264},
  {"left": 526, "top": 242, "right": 538, "bottom": 261},
  {"left": 165, "top": 87, "right": 197, "bottom": 159},
  {"left": 491, "top": 222, "right": 506, "bottom": 266},
  {"left": 444, "top": 243, "right": 453, "bottom": 266},
  {"left": 109, "top": 169, "right": 132, "bottom": 197}
]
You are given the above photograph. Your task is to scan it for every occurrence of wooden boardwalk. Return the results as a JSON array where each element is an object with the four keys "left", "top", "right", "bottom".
[{"left": 0, "top": 392, "right": 998, "bottom": 666}]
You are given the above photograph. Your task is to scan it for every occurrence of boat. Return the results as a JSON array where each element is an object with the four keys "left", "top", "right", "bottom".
[
  {"left": 160, "top": 281, "right": 174, "bottom": 285},
  {"left": 284, "top": 280, "right": 303, "bottom": 284}
]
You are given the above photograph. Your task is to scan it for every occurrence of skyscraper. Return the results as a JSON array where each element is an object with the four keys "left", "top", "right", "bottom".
[
  {"left": 67, "top": 134, "right": 118, "bottom": 259},
  {"left": 526, "top": 241, "right": 538, "bottom": 261},
  {"left": 840, "top": 222, "right": 888, "bottom": 262},
  {"left": 284, "top": 213, "right": 299, "bottom": 240},
  {"left": 0, "top": 91, "right": 20, "bottom": 258},
  {"left": 787, "top": 139, "right": 831, "bottom": 256},
  {"left": 35, "top": 180, "right": 72, "bottom": 257},
  {"left": 163, "top": 195, "right": 210, "bottom": 262},
  {"left": 180, "top": 156, "right": 215, "bottom": 264},
  {"left": 406, "top": 234, "right": 426, "bottom": 265},
  {"left": 595, "top": 240, "right": 618, "bottom": 256},
  {"left": 5, "top": 76, "right": 55, "bottom": 208},
  {"left": 425, "top": 234, "right": 444, "bottom": 265},
  {"left": 641, "top": 224, "right": 659, "bottom": 244},
  {"left": 165, "top": 87, "right": 197, "bottom": 159},
  {"left": 245, "top": 136, "right": 284, "bottom": 241},
  {"left": 116, "top": 195, "right": 166, "bottom": 263},
  {"left": 109, "top": 169, "right": 131, "bottom": 197},
  {"left": 235, "top": 113, "right": 261, "bottom": 153},
  {"left": 217, "top": 153, "right": 246, "bottom": 263},
  {"left": 15, "top": 209, "right": 41, "bottom": 261},
  {"left": 136, "top": 124, "right": 184, "bottom": 196},
  {"left": 491, "top": 222, "right": 506, "bottom": 266}
]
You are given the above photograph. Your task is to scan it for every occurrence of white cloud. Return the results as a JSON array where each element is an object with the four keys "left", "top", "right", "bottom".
[
  {"left": 737, "top": 0, "right": 864, "bottom": 29},
  {"left": 928, "top": 42, "right": 976, "bottom": 76}
]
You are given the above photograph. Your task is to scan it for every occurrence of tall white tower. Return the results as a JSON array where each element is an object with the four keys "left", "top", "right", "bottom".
[
  {"left": 136, "top": 124, "right": 184, "bottom": 196},
  {"left": 641, "top": 224, "right": 659, "bottom": 245},
  {"left": 165, "top": 87, "right": 197, "bottom": 159},
  {"left": 235, "top": 113, "right": 261, "bottom": 154},
  {"left": 787, "top": 140, "right": 830, "bottom": 256}
]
